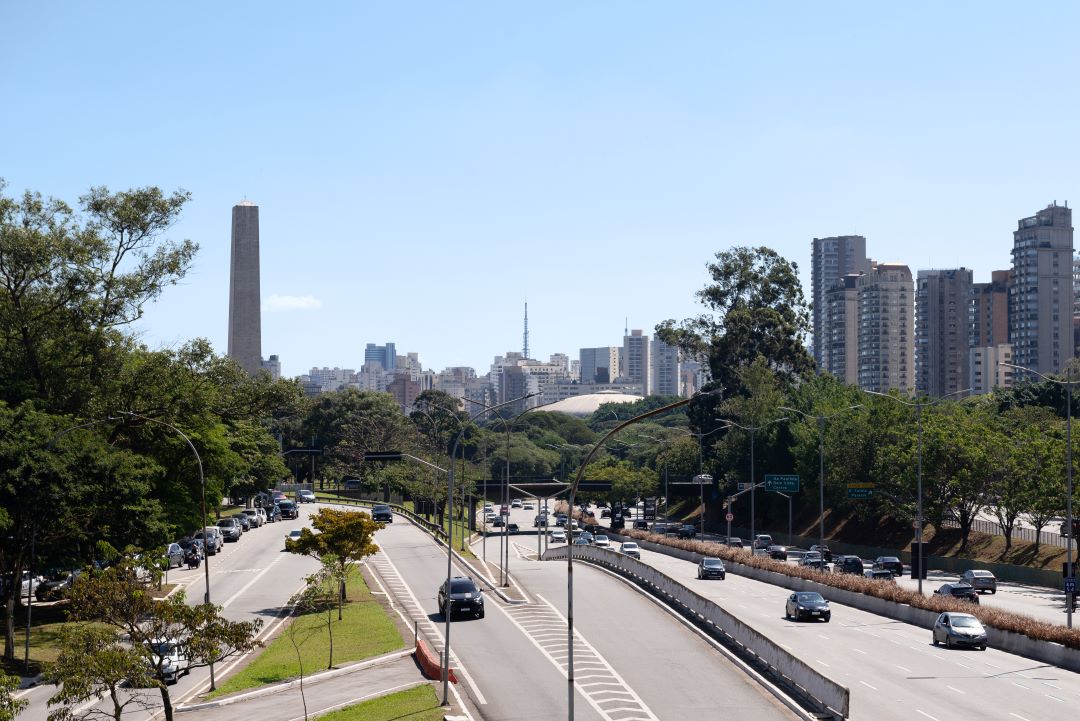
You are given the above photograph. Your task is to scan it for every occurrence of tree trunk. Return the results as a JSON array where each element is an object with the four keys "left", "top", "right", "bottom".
[
  {"left": 111, "top": 685, "right": 124, "bottom": 721},
  {"left": 338, "top": 579, "right": 345, "bottom": 621},
  {"left": 158, "top": 684, "right": 174, "bottom": 721},
  {"left": 1003, "top": 526, "right": 1013, "bottom": 553},
  {"left": 958, "top": 513, "right": 973, "bottom": 554},
  {"left": 327, "top": 607, "right": 333, "bottom": 670}
]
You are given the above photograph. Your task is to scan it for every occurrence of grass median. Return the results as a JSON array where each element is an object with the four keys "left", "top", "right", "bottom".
[
  {"left": 207, "top": 566, "right": 405, "bottom": 699},
  {"left": 318, "top": 684, "right": 443, "bottom": 721}
]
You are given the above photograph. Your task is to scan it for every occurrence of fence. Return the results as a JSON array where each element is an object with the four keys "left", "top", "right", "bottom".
[{"left": 938, "top": 516, "right": 1067, "bottom": 549}]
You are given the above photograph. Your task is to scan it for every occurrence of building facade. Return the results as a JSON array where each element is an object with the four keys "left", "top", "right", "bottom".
[
  {"left": 227, "top": 201, "right": 262, "bottom": 375},
  {"left": 857, "top": 263, "right": 914, "bottom": 393},
  {"left": 915, "top": 268, "right": 973, "bottom": 397},
  {"left": 579, "top": 347, "right": 621, "bottom": 385},
  {"left": 823, "top": 273, "right": 862, "bottom": 385},
  {"left": 622, "top": 330, "right": 650, "bottom": 396},
  {"left": 364, "top": 342, "right": 397, "bottom": 372},
  {"left": 812, "top": 235, "right": 871, "bottom": 369},
  {"left": 970, "top": 344, "right": 1014, "bottom": 395},
  {"left": 650, "top": 338, "right": 681, "bottom": 396},
  {"left": 1009, "top": 203, "right": 1074, "bottom": 376}
]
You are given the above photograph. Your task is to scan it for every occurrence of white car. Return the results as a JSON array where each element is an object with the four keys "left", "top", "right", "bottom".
[
  {"left": 523, "top": 502, "right": 534, "bottom": 510},
  {"left": 511, "top": 498, "right": 523, "bottom": 508},
  {"left": 285, "top": 528, "right": 303, "bottom": 549},
  {"left": 146, "top": 638, "right": 188, "bottom": 684},
  {"left": 619, "top": 542, "right": 641, "bottom": 559},
  {"left": 297, "top": 489, "right": 316, "bottom": 503},
  {"left": 550, "top": 528, "right": 567, "bottom": 543},
  {"left": 594, "top": 535, "right": 611, "bottom": 548}
]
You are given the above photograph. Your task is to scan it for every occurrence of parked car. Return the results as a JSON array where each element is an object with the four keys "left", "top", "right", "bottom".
[
  {"left": 241, "top": 509, "right": 263, "bottom": 528},
  {"left": 809, "top": 544, "right": 833, "bottom": 562},
  {"left": 619, "top": 542, "right": 641, "bottom": 559},
  {"left": 767, "top": 545, "right": 788, "bottom": 560},
  {"left": 960, "top": 569, "right": 997, "bottom": 594},
  {"left": 255, "top": 507, "right": 268, "bottom": 525},
  {"left": 676, "top": 524, "right": 697, "bottom": 539},
  {"left": 935, "top": 582, "right": 980, "bottom": 604},
  {"left": 932, "top": 612, "right": 987, "bottom": 650},
  {"left": 342, "top": 479, "right": 362, "bottom": 490},
  {"left": 297, "top": 489, "right": 316, "bottom": 503},
  {"left": 753, "top": 534, "right": 773, "bottom": 550},
  {"left": 371, "top": 504, "right": 393, "bottom": 523},
  {"left": 873, "top": 556, "right": 904, "bottom": 576},
  {"left": 438, "top": 576, "right": 485, "bottom": 619},
  {"left": 271, "top": 490, "right": 287, "bottom": 502},
  {"left": 278, "top": 500, "right": 299, "bottom": 520},
  {"left": 785, "top": 591, "right": 831, "bottom": 622},
  {"left": 265, "top": 505, "right": 281, "bottom": 523},
  {"left": 217, "top": 518, "right": 242, "bottom": 542},
  {"left": 194, "top": 527, "right": 223, "bottom": 554},
  {"left": 36, "top": 569, "right": 81, "bottom": 602},
  {"left": 146, "top": 638, "right": 189, "bottom": 684},
  {"left": 697, "top": 558, "right": 726, "bottom": 580},
  {"left": 550, "top": 528, "right": 567, "bottom": 543},
  {"left": 285, "top": 528, "right": 303, "bottom": 549},
  {"left": 164, "top": 543, "right": 185, "bottom": 569},
  {"left": 234, "top": 513, "right": 251, "bottom": 532},
  {"left": 594, "top": 535, "right": 611, "bottom": 548},
  {"left": 834, "top": 555, "right": 865, "bottom": 575}
]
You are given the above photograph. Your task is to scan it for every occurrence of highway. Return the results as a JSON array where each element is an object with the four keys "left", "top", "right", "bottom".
[{"left": 372, "top": 512, "right": 799, "bottom": 721}]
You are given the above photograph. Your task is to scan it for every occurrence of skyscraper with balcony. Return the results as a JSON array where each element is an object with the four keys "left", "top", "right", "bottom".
[
  {"left": 915, "top": 268, "right": 973, "bottom": 397},
  {"left": 823, "top": 273, "right": 862, "bottom": 385},
  {"left": 857, "top": 263, "right": 914, "bottom": 393},
  {"left": 227, "top": 201, "right": 262, "bottom": 375},
  {"left": 622, "top": 329, "right": 650, "bottom": 396},
  {"left": 1009, "top": 202, "right": 1074, "bottom": 376},
  {"left": 812, "top": 235, "right": 871, "bottom": 369},
  {"left": 970, "top": 270, "right": 1011, "bottom": 349},
  {"left": 650, "top": 338, "right": 681, "bottom": 396}
]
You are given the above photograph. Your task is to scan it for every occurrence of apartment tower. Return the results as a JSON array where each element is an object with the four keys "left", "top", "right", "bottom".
[
  {"left": 1009, "top": 202, "right": 1074, "bottom": 375},
  {"left": 227, "top": 201, "right": 262, "bottom": 375},
  {"left": 811, "top": 235, "right": 871, "bottom": 368},
  {"left": 623, "top": 329, "right": 651, "bottom": 396},
  {"left": 857, "top": 263, "right": 914, "bottom": 393},
  {"left": 915, "top": 268, "right": 973, "bottom": 397},
  {"left": 823, "top": 273, "right": 862, "bottom": 385}
]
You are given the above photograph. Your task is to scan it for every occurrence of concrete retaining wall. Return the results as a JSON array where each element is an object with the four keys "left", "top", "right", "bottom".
[{"left": 544, "top": 545, "right": 849, "bottom": 719}]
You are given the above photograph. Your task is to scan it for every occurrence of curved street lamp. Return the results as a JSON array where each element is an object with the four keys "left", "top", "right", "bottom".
[
  {"left": 716, "top": 416, "right": 789, "bottom": 545},
  {"left": 861, "top": 388, "right": 970, "bottom": 594},
  {"left": 778, "top": 404, "right": 862, "bottom": 560},
  {"left": 1000, "top": 361, "right": 1076, "bottom": 627}
]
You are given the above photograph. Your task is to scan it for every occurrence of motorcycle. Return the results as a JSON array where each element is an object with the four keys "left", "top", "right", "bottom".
[{"left": 185, "top": 548, "right": 202, "bottom": 569}]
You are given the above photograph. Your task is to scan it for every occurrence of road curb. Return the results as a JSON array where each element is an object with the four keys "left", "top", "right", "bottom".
[{"left": 175, "top": 648, "right": 414, "bottom": 712}]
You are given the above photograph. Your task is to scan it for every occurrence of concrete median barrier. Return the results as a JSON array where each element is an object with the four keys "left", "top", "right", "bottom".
[{"left": 414, "top": 637, "right": 457, "bottom": 684}]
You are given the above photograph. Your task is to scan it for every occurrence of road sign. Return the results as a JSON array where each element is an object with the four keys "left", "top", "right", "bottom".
[
  {"left": 764, "top": 474, "right": 799, "bottom": 492},
  {"left": 737, "top": 482, "right": 751, "bottom": 491},
  {"left": 847, "top": 482, "right": 874, "bottom": 499},
  {"left": 693, "top": 474, "right": 713, "bottom": 484},
  {"left": 500, "top": 505, "right": 509, "bottom": 514},
  {"left": 1066, "top": 577, "right": 1077, "bottom": 594},
  {"left": 725, "top": 512, "right": 734, "bottom": 522}
]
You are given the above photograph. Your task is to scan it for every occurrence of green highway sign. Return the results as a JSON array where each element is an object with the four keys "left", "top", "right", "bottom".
[
  {"left": 764, "top": 474, "right": 799, "bottom": 492},
  {"left": 847, "top": 482, "right": 874, "bottom": 499}
]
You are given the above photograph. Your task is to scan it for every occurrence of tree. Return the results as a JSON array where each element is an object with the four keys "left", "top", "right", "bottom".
[
  {"left": 46, "top": 625, "right": 156, "bottom": 721},
  {"left": 285, "top": 509, "right": 381, "bottom": 620},
  {"left": 63, "top": 557, "right": 261, "bottom": 721},
  {"left": 656, "top": 246, "right": 813, "bottom": 399},
  {"left": 0, "top": 671, "right": 26, "bottom": 721}
]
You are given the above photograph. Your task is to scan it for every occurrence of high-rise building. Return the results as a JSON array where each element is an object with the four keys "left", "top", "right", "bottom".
[
  {"left": 261, "top": 355, "right": 281, "bottom": 381},
  {"left": 579, "top": 347, "right": 620, "bottom": 384},
  {"left": 227, "top": 201, "right": 262, "bottom": 375},
  {"left": 915, "top": 268, "right": 973, "bottom": 397},
  {"left": 970, "top": 344, "right": 1014, "bottom": 394},
  {"left": 812, "top": 235, "right": 871, "bottom": 369},
  {"left": 1010, "top": 202, "right": 1074, "bottom": 375},
  {"left": 823, "top": 273, "right": 862, "bottom": 385},
  {"left": 364, "top": 342, "right": 397, "bottom": 371},
  {"left": 622, "top": 329, "right": 650, "bottom": 396},
  {"left": 650, "top": 338, "right": 681, "bottom": 396},
  {"left": 857, "top": 263, "right": 914, "bottom": 393},
  {"left": 970, "top": 270, "right": 1011, "bottom": 349}
]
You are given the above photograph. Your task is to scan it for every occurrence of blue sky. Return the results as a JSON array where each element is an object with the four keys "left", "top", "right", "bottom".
[{"left": 3, "top": 2, "right": 1079, "bottom": 377}]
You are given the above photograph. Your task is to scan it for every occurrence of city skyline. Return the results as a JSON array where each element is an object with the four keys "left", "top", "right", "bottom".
[{"left": 5, "top": 4, "right": 1080, "bottom": 376}]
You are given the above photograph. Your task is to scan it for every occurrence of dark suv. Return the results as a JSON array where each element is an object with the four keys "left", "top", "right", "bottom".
[
  {"left": 935, "top": 582, "right": 980, "bottom": 604},
  {"left": 873, "top": 556, "right": 904, "bottom": 576},
  {"left": 834, "top": 555, "right": 865, "bottom": 575},
  {"left": 676, "top": 524, "right": 697, "bottom": 539},
  {"left": 437, "top": 576, "right": 484, "bottom": 619},
  {"left": 371, "top": 505, "right": 393, "bottom": 523},
  {"left": 277, "top": 500, "right": 298, "bottom": 520}
]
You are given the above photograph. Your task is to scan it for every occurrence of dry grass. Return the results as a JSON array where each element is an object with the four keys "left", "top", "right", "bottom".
[{"left": 616, "top": 528, "right": 1080, "bottom": 650}]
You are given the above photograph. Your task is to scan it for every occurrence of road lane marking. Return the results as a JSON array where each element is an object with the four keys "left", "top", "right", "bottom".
[
  {"left": 1046, "top": 694, "right": 1065, "bottom": 702},
  {"left": 1010, "top": 713, "right": 1032, "bottom": 721},
  {"left": 860, "top": 681, "right": 878, "bottom": 690},
  {"left": 1012, "top": 682, "right": 1031, "bottom": 690},
  {"left": 946, "top": 685, "right": 965, "bottom": 694},
  {"left": 897, "top": 665, "right": 912, "bottom": 673},
  {"left": 815, "top": 660, "right": 830, "bottom": 667},
  {"left": 916, "top": 710, "right": 941, "bottom": 721},
  {"left": 853, "top": 648, "right": 867, "bottom": 655},
  {"left": 221, "top": 556, "right": 284, "bottom": 608}
]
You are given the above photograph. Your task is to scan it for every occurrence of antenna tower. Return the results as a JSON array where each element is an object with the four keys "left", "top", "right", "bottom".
[{"left": 523, "top": 302, "right": 530, "bottom": 359}]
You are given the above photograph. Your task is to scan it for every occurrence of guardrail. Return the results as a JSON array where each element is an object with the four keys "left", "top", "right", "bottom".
[
  {"left": 318, "top": 494, "right": 449, "bottom": 542},
  {"left": 542, "top": 544, "right": 850, "bottom": 720}
]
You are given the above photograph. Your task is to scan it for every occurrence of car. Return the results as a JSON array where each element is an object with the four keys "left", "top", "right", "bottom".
[
  {"left": 255, "top": 507, "right": 268, "bottom": 525},
  {"left": 834, "top": 555, "right": 865, "bottom": 575},
  {"left": 523, "top": 502, "right": 534, "bottom": 510},
  {"left": 594, "top": 534, "right": 611, "bottom": 548},
  {"left": 438, "top": 576, "right": 485, "bottom": 619},
  {"left": 577, "top": 531, "right": 594, "bottom": 545},
  {"left": 485, "top": 512, "right": 498, "bottom": 524},
  {"left": 864, "top": 569, "right": 896, "bottom": 581},
  {"left": 234, "top": 513, "right": 251, "bottom": 532},
  {"left": 342, "top": 479, "right": 362, "bottom": 491},
  {"left": 935, "top": 582, "right": 980, "bottom": 604},
  {"left": 164, "top": 543, "right": 185, "bottom": 569},
  {"left": 508, "top": 523, "right": 520, "bottom": 534},
  {"left": 652, "top": 522, "right": 671, "bottom": 535},
  {"left": 960, "top": 569, "right": 997, "bottom": 594},
  {"left": 271, "top": 490, "right": 287, "bottom": 502},
  {"left": 533, "top": 514, "right": 548, "bottom": 527},
  {"left": 194, "top": 527, "right": 223, "bottom": 554},
  {"left": 632, "top": 519, "right": 649, "bottom": 530},
  {"left": 176, "top": 537, "right": 203, "bottom": 558},
  {"left": 619, "top": 542, "right": 641, "bottom": 559},
  {"left": 217, "top": 518, "right": 242, "bottom": 541},
  {"left": 240, "top": 509, "right": 263, "bottom": 528},
  {"left": 297, "top": 489, "right": 316, "bottom": 503},
  {"left": 785, "top": 591, "right": 831, "bottom": 622},
  {"left": 600, "top": 508, "right": 611, "bottom": 519},
  {"left": 492, "top": 517, "right": 506, "bottom": 528},
  {"left": 873, "top": 556, "right": 904, "bottom": 576},
  {"left": 146, "top": 638, "right": 189, "bottom": 684},
  {"left": 278, "top": 500, "right": 299, "bottom": 520},
  {"left": 767, "top": 545, "right": 788, "bottom": 560},
  {"left": 621, "top": 508, "right": 633, "bottom": 518},
  {"left": 285, "top": 528, "right": 303, "bottom": 548},
  {"left": 265, "top": 504, "right": 282, "bottom": 523},
  {"left": 932, "top": 612, "right": 987, "bottom": 650},
  {"left": 799, "top": 553, "right": 827, "bottom": 570},
  {"left": 573, "top": 535, "right": 592, "bottom": 545},
  {"left": 753, "top": 534, "right": 773, "bottom": 550},
  {"left": 809, "top": 544, "right": 833, "bottom": 562},
  {"left": 483, "top": 504, "right": 494, "bottom": 514},
  {"left": 697, "top": 558, "right": 726, "bottom": 580},
  {"left": 676, "top": 524, "right": 697, "bottom": 539},
  {"left": 550, "top": 529, "right": 567, "bottom": 543},
  {"left": 555, "top": 514, "right": 568, "bottom": 527},
  {"left": 511, "top": 499, "right": 522, "bottom": 508},
  {"left": 371, "top": 504, "right": 393, "bottom": 523},
  {"left": 36, "top": 569, "right": 81, "bottom": 602},
  {"left": 721, "top": 537, "right": 744, "bottom": 548}
]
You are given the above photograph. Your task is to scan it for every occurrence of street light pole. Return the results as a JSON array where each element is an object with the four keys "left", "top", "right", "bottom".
[{"left": 717, "top": 417, "right": 788, "bottom": 546}]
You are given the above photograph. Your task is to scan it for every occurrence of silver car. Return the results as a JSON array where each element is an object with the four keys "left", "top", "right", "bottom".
[
  {"left": 960, "top": 569, "right": 997, "bottom": 594},
  {"left": 932, "top": 612, "right": 987, "bottom": 650}
]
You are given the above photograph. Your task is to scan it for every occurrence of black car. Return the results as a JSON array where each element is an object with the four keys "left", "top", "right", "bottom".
[
  {"left": 266, "top": 504, "right": 281, "bottom": 523},
  {"left": 36, "top": 569, "right": 81, "bottom": 602},
  {"left": 235, "top": 514, "right": 251, "bottom": 532},
  {"left": 785, "top": 591, "right": 831, "bottom": 622},
  {"left": 676, "top": 524, "right": 697, "bottom": 539},
  {"left": 721, "top": 537, "right": 743, "bottom": 548},
  {"left": 697, "top": 558, "right": 726, "bottom": 580},
  {"left": 767, "top": 545, "right": 788, "bottom": 560},
  {"left": 935, "top": 583, "right": 980, "bottom": 604},
  {"left": 633, "top": 519, "right": 649, "bottom": 530},
  {"left": 164, "top": 543, "right": 185, "bottom": 569},
  {"left": 508, "top": 523, "right": 520, "bottom": 534},
  {"left": 809, "top": 544, "right": 833, "bottom": 562},
  {"left": 438, "top": 576, "right": 485, "bottom": 619},
  {"left": 600, "top": 508, "right": 611, "bottom": 519},
  {"left": 371, "top": 505, "right": 393, "bottom": 523},
  {"left": 278, "top": 500, "right": 299, "bottom": 520},
  {"left": 834, "top": 555, "right": 865, "bottom": 575},
  {"left": 873, "top": 556, "right": 904, "bottom": 576}
]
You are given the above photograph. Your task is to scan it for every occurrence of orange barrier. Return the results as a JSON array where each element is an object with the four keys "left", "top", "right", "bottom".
[{"left": 415, "top": 637, "right": 457, "bottom": 684}]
